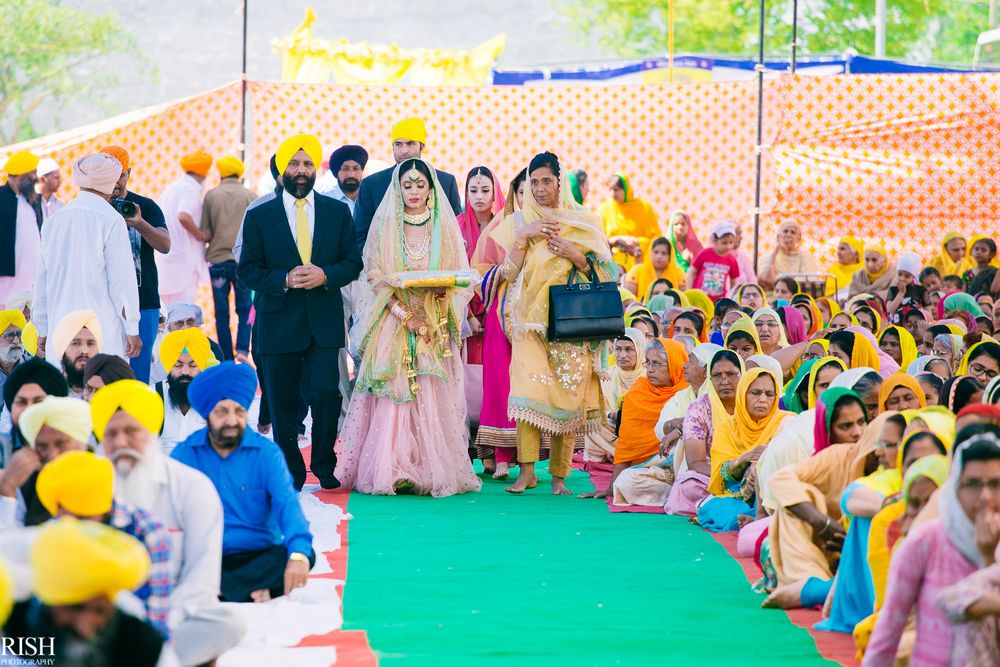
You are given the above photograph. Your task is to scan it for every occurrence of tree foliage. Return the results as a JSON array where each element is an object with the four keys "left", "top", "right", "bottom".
[
  {"left": 559, "top": 0, "right": 992, "bottom": 65},
  {"left": 0, "top": 0, "right": 141, "bottom": 144}
]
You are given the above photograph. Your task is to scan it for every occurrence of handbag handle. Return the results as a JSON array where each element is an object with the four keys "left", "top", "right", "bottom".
[{"left": 566, "top": 256, "right": 597, "bottom": 285}]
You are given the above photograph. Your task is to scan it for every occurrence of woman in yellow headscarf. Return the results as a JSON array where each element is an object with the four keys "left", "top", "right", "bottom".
[
  {"left": 816, "top": 296, "right": 841, "bottom": 327},
  {"left": 826, "top": 237, "right": 865, "bottom": 297},
  {"left": 491, "top": 152, "right": 617, "bottom": 495},
  {"left": 791, "top": 294, "right": 824, "bottom": 337},
  {"left": 928, "top": 231, "right": 975, "bottom": 276},
  {"left": 878, "top": 325, "right": 918, "bottom": 370},
  {"left": 698, "top": 366, "right": 792, "bottom": 532},
  {"left": 622, "top": 236, "right": 686, "bottom": 299},
  {"left": 598, "top": 173, "right": 661, "bottom": 272},
  {"left": 725, "top": 316, "right": 763, "bottom": 361},
  {"left": 848, "top": 243, "right": 896, "bottom": 299},
  {"left": 683, "top": 289, "right": 716, "bottom": 323},
  {"left": 829, "top": 329, "right": 882, "bottom": 373}
]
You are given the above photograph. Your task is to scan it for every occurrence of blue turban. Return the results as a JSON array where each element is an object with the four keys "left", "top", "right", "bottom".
[
  {"left": 187, "top": 361, "right": 258, "bottom": 419},
  {"left": 329, "top": 145, "right": 368, "bottom": 173}
]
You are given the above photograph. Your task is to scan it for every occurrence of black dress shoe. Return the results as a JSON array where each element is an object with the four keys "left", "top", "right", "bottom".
[{"left": 317, "top": 474, "right": 341, "bottom": 490}]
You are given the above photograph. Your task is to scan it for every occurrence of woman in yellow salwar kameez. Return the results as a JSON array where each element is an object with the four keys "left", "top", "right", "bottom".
[
  {"left": 489, "top": 152, "right": 617, "bottom": 495},
  {"left": 598, "top": 173, "right": 661, "bottom": 273}
]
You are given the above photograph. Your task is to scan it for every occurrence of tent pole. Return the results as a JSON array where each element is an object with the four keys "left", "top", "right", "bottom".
[
  {"left": 240, "top": 0, "right": 248, "bottom": 163},
  {"left": 752, "top": 0, "right": 766, "bottom": 273},
  {"left": 790, "top": 0, "right": 798, "bottom": 73}
]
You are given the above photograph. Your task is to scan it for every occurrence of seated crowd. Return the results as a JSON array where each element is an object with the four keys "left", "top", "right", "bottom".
[
  {"left": 0, "top": 299, "right": 314, "bottom": 666},
  {"left": 582, "top": 223, "right": 1000, "bottom": 665}
]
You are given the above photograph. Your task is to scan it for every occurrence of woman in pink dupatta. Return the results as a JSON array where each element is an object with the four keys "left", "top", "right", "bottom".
[
  {"left": 456, "top": 166, "right": 506, "bottom": 467},
  {"left": 470, "top": 170, "right": 524, "bottom": 479}
]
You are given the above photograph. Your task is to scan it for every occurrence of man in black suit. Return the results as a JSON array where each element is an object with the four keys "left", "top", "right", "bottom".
[
  {"left": 352, "top": 116, "right": 463, "bottom": 253},
  {"left": 1, "top": 151, "right": 43, "bottom": 306},
  {"left": 238, "top": 134, "right": 363, "bottom": 490}
]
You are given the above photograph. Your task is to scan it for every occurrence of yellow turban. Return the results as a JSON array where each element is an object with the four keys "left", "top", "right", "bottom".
[
  {"left": 35, "top": 451, "right": 114, "bottom": 517},
  {"left": 21, "top": 322, "right": 38, "bottom": 356},
  {"left": 0, "top": 309, "right": 26, "bottom": 334},
  {"left": 49, "top": 309, "right": 103, "bottom": 361},
  {"left": 391, "top": 117, "right": 427, "bottom": 144},
  {"left": 275, "top": 134, "right": 322, "bottom": 174},
  {"left": 217, "top": 156, "right": 245, "bottom": 179},
  {"left": 159, "top": 328, "right": 217, "bottom": 372},
  {"left": 180, "top": 150, "right": 213, "bottom": 177},
  {"left": 31, "top": 517, "right": 150, "bottom": 606},
  {"left": 2, "top": 151, "right": 39, "bottom": 176},
  {"left": 19, "top": 396, "right": 93, "bottom": 447},
  {"left": 90, "top": 379, "right": 164, "bottom": 441},
  {"left": 0, "top": 556, "right": 11, "bottom": 625}
]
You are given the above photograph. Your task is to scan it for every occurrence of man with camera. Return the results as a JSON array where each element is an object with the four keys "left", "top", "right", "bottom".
[
  {"left": 33, "top": 153, "right": 141, "bottom": 362},
  {"left": 101, "top": 146, "right": 171, "bottom": 383}
]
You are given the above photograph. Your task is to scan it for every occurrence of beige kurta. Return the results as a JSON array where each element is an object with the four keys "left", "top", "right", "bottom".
[{"left": 768, "top": 440, "right": 877, "bottom": 585}]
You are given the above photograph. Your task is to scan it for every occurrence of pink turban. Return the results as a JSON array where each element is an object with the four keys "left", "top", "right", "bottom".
[{"left": 72, "top": 154, "right": 122, "bottom": 196}]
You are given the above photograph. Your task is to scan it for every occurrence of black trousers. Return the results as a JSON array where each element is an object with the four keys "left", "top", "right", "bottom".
[
  {"left": 220, "top": 545, "right": 316, "bottom": 602},
  {"left": 263, "top": 340, "right": 342, "bottom": 487}
]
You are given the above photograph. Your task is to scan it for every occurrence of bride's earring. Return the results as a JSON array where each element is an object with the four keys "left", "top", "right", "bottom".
[{"left": 427, "top": 190, "right": 435, "bottom": 211}]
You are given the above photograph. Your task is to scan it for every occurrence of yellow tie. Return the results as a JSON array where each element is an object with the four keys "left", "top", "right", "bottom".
[{"left": 294, "top": 198, "right": 311, "bottom": 263}]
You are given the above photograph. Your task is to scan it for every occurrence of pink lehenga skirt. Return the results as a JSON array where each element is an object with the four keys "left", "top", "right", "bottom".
[{"left": 336, "top": 339, "right": 481, "bottom": 498}]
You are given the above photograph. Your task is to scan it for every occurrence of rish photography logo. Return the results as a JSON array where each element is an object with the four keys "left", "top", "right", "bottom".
[{"left": 1, "top": 637, "right": 55, "bottom": 665}]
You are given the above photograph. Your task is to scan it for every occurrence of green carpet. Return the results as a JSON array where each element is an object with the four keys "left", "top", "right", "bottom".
[{"left": 342, "top": 466, "right": 834, "bottom": 666}]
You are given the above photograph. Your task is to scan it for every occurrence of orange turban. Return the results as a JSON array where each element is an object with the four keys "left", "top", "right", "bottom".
[
  {"left": 180, "top": 150, "right": 213, "bottom": 177},
  {"left": 100, "top": 145, "right": 130, "bottom": 171}
]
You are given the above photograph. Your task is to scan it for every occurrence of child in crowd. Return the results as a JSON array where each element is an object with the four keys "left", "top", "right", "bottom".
[
  {"left": 964, "top": 237, "right": 998, "bottom": 295},
  {"left": 887, "top": 253, "right": 927, "bottom": 316},
  {"left": 918, "top": 266, "right": 941, "bottom": 294},
  {"left": 943, "top": 274, "right": 964, "bottom": 292},
  {"left": 687, "top": 221, "right": 741, "bottom": 302}
]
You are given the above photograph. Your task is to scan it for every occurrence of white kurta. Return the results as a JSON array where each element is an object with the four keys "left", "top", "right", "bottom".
[
  {"left": 160, "top": 388, "right": 206, "bottom": 456},
  {"left": 156, "top": 174, "right": 207, "bottom": 302},
  {"left": 0, "top": 195, "right": 40, "bottom": 307},
  {"left": 33, "top": 191, "right": 140, "bottom": 358}
]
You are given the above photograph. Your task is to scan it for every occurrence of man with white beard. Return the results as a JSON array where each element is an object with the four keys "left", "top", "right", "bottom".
[
  {"left": 91, "top": 379, "right": 245, "bottom": 666},
  {"left": 154, "top": 328, "right": 216, "bottom": 455},
  {"left": 0, "top": 309, "right": 31, "bottom": 400}
]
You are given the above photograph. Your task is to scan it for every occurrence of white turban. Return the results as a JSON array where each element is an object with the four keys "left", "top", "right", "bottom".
[
  {"left": 19, "top": 396, "right": 93, "bottom": 447},
  {"left": 71, "top": 153, "right": 121, "bottom": 196},
  {"left": 36, "top": 158, "right": 60, "bottom": 176},
  {"left": 49, "top": 310, "right": 103, "bottom": 362}
]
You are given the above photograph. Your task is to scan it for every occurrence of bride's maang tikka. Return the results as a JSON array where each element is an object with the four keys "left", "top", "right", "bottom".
[{"left": 404, "top": 163, "right": 424, "bottom": 183}]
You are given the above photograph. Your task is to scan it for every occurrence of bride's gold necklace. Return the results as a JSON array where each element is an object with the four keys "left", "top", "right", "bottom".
[{"left": 403, "top": 209, "right": 430, "bottom": 227}]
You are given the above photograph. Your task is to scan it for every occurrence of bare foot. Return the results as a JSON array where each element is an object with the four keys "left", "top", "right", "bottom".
[
  {"left": 552, "top": 477, "right": 573, "bottom": 495},
  {"left": 493, "top": 462, "right": 510, "bottom": 480},
  {"left": 762, "top": 580, "right": 806, "bottom": 609},
  {"left": 505, "top": 473, "right": 539, "bottom": 494},
  {"left": 578, "top": 487, "right": 609, "bottom": 499},
  {"left": 258, "top": 423, "right": 271, "bottom": 435},
  {"left": 250, "top": 588, "right": 272, "bottom": 603}
]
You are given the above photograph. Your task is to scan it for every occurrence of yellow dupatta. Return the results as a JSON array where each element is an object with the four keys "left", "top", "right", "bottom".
[
  {"left": 928, "top": 231, "right": 975, "bottom": 276},
  {"left": 629, "top": 239, "right": 687, "bottom": 299},
  {"left": 826, "top": 236, "right": 865, "bottom": 295},
  {"left": 708, "top": 366, "right": 792, "bottom": 496},
  {"left": 597, "top": 174, "right": 661, "bottom": 272}
]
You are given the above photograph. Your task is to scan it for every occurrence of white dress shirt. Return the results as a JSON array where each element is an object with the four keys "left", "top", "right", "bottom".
[
  {"left": 160, "top": 387, "right": 205, "bottom": 456},
  {"left": 281, "top": 189, "right": 315, "bottom": 243},
  {"left": 32, "top": 190, "right": 140, "bottom": 356},
  {"left": 156, "top": 174, "right": 207, "bottom": 296},
  {"left": 316, "top": 179, "right": 358, "bottom": 215}
]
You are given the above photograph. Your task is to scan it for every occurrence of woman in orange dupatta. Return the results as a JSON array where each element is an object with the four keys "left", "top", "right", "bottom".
[{"left": 580, "top": 338, "right": 688, "bottom": 499}]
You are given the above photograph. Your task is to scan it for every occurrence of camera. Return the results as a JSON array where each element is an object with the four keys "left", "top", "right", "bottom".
[{"left": 110, "top": 198, "right": 138, "bottom": 218}]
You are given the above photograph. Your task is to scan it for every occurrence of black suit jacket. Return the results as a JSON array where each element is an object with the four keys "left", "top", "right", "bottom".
[
  {"left": 237, "top": 192, "right": 363, "bottom": 354},
  {"left": 353, "top": 166, "right": 463, "bottom": 253}
]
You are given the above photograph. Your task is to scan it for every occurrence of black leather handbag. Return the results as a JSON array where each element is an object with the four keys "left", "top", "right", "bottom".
[{"left": 547, "top": 257, "right": 626, "bottom": 342}]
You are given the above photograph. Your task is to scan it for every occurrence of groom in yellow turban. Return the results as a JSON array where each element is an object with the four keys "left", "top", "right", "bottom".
[
  {"left": 237, "top": 134, "right": 363, "bottom": 490},
  {"left": 352, "top": 116, "right": 463, "bottom": 253}
]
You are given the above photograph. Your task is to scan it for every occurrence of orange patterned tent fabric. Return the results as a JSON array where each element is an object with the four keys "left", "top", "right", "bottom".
[{"left": 2, "top": 74, "right": 995, "bottom": 270}]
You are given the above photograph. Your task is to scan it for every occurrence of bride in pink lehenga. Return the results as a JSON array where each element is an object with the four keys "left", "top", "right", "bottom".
[{"left": 335, "top": 158, "right": 481, "bottom": 497}]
